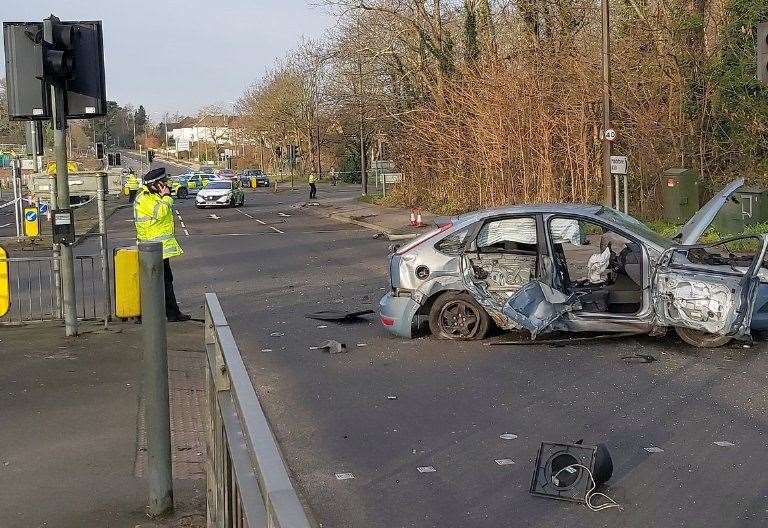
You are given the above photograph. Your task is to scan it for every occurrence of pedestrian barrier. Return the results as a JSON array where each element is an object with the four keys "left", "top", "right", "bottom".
[
  {"left": 204, "top": 292, "right": 316, "bottom": 528},
  {"left": 0, "top": 252, "right": 107, "bottom": 324}
]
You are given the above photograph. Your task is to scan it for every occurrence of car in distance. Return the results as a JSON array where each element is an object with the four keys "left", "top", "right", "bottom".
[
  {"left": 195, "top": 179, "right": 245, "bottom": 208},
  {"left": 169, "top": 176, "right": 189, "bottom": 199},
  {"left": 241, "top": 169, "right": 270, "bottom": 187},
  {"left": 379, "top": 179, "right": 768, "bottom": 348},
  {"left": 183, "top": 173, "right": 210, "bottom": 194}
]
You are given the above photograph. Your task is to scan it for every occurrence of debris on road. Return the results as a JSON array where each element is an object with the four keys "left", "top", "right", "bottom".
[
  {"left": 490, "top": 332, "right": 640, "bottom": 346},
  {"left": 386, "top": 395, "right": 398, "bottom": 400},
  {"left": 714, "top": 441, "right": 735, "bottom": 447},
  {"left": 270, "top": 332, "right": 285, "bottom": 337},
  {"left": 335, "top": 472, "right": 355, "bottom": 480},
  {"left": 622, "top": 354, "right": 658, "bottom": 364},
  {"left": 356, "top": 343, "right": 368, "bottom": 347},
  {"left": 306, "top": 309, "right": 375, "bottom": 323},
  {"left": 417, "top": 466, "right": 437, "bottom": 473},
  {"left": 316, "top": 340, "right": 347, "bottom": 354},
  {"left": 316, "top": 325, "right": 328, "bottom": 329}
]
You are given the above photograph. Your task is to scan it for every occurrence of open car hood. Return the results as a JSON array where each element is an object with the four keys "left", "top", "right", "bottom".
[{"left": 678, "top": 178, "right": 744, "bottom": 245}]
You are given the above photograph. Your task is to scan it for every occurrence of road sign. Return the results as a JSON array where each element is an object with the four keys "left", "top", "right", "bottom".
[
  {"left": 39, "top": 201, "right": 49, "bottom": 214},
  {"left": 610, "top": 156, "right": 628, "bottom": 175},
  {"left": 23, "top": 206, "right": 40, "bottom": 237},
  {"left": 604, "top": 128, "right": 617, "bottom": 142}
]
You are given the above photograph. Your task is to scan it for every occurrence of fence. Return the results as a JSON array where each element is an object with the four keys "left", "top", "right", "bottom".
[
  {"left": 204, "top": 292, "right": 315, "bottom": 528},
  {"left": 0, "top": 254, "right": 107, "bottom": 324}
]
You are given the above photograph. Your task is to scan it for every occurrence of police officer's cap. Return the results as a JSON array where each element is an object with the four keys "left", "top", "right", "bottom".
[{"left": 143, "top": 167, "right": 167, "bottom": 185}]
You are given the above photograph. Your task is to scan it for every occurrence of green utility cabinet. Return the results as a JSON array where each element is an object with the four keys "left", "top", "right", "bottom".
[
  {"left": 712, "top": 186, "right": 768, "bottom": 235},
  {"left": 661, "top": 168, "right": 699, "bottom": 223}
]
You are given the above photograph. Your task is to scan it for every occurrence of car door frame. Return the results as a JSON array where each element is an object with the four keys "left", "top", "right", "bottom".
[
  {"left": 540, "top": 211, "right": 656, "bottom": 333},
  {"left": 458, "top": 212, "right": 549, "bottom": 329}
]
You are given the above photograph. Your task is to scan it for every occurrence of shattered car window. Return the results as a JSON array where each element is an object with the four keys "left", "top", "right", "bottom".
[
  {"left": 477, "top": 218, "right": 537, "bottom": 247},
  {"left": 435, "top": 226, "right": 471, "bottom": 256}
]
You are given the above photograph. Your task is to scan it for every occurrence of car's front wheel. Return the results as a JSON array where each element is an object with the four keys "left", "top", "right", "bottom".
[
  {"left": 675, "top": 327, "right": 733, "bottom": 348},
  {"left": 429, "top": 292, "right": 490, "bottom": 340}
]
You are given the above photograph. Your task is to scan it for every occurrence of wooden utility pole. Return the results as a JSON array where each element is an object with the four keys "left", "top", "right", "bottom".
[{"left": 601, "top": 0, "right": 614, "bottom": 207}]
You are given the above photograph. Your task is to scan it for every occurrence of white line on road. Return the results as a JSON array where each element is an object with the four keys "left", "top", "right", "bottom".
[
  {"left": 183, "top": 229, "right": 190, "bottom": 237},
  {"left": 180, "top": 222, "right": 186, "bottom": 228},
  {"left": 235, "top": 208, "right": 284, "bottom": 234},
  {"left": 0, "top": 223, "right": 10, "bottom": 228}
]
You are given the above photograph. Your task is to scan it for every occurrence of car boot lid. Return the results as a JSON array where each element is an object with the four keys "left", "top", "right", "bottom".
[{"left": 678, "top": 178, "right": 744, "bottom": 245}]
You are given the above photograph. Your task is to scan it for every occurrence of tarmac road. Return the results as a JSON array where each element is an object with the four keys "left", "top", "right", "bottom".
[{"left": 98, "top": 159, "right": 768, "bottom": 528}]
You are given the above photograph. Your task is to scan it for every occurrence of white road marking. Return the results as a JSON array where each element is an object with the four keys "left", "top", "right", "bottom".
[
  {"left": 417, "top": 466, "right": 436, "bottom": 473},
  {"left": 495, "top": 459, "right": 515, "bottom": 466},
  {"left": 183, "top": 229, "right": 190, "bottom": 237},
  {"left": 714, "top": 441, "right": 735, "bottom": 447},
  {"left": 0, "top": 223, "right": 11, "bottom": 228},
  {"left": 644, "top": 446, "right": 664, "bottom": 453},
  {"left": 500, "top": 434, "right": 518, "bottom": 440},
  {"left": 236, "top": 208, "right": 284, "bottom": 234},
  {"left": 180, "top": 222, "right": 186, "bottom": 228},
  {"left": 278, "top": 212, "right": 291, "bottom": 217},
  {"left": 335, "top": 473, "right": 355, "bottom": 480}
]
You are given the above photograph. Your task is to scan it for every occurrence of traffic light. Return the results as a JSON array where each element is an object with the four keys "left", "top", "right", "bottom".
[
  {"left": 147, "top": 150, "right": 155, "bottom": 164},
  {"left": 42, "top": 15, "right": 74, "bottom": 80},
  {"left": 759, "top": 22, "right": 768, "bottom": 85},
  {"left": 115, "top": 152, "right": 121, "bottom": 165},
  {"left": 2, "top": 16, "right": 106, "bottom": 120}
]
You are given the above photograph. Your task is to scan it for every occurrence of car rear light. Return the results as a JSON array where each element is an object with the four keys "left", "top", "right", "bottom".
[
  {"left": 381, "top": 316, "right": 395, "bottom": 326},
  {"left": 395, "top": 222, "right": 453, "bottom": 255}
]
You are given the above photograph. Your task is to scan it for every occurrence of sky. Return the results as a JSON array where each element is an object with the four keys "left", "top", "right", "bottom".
[{"left": 1, "top": 1, "right": 335, "bottom": 120}]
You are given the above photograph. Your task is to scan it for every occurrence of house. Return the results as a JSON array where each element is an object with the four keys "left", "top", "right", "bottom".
[{"left": 171, "top": 115, "right": 235, "bottom": 150}]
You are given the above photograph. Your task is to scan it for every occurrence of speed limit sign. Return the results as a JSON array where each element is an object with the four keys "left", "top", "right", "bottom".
[{"left": 604, "top": 128, "right": 617, "bottom": 141}]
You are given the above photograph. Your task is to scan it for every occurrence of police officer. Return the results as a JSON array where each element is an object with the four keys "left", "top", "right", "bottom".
[
  {"left": 308, "top": 171, "right": 318, "bottom": 200},
  {"left": 134, "top": 167, "right": 190, "bottom": 322},
  {"left": 125, "top": 169, "right": 141, "bottom": 203}
]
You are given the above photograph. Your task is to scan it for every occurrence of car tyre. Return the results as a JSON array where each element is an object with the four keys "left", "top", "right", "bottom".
[
  {"left": 429, "top": 292, "right": 490, "bottom": 341},
  {"left": 674, "top": 327, "right": 733, "bottom": 348}
]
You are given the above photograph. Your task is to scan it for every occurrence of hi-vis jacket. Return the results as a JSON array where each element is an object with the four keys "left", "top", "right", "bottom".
[
  {"left": 125, "top": 174, "right": 141, "bottom": 191},
  {"left": 133, "top": 187, "right": 183, "bottom": 259}
]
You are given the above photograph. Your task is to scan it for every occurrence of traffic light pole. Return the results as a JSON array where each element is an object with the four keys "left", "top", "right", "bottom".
[{"left": 51, "top": 83, "right": 79, "bottom": 336}]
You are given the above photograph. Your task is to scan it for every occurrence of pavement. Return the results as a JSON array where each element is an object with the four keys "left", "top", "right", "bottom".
[
  {"left": 7, "top": 156, "right": 768, "bottom": 527},
  {"left": 0, "top": 320, "right": 207, "bottom": 528}
]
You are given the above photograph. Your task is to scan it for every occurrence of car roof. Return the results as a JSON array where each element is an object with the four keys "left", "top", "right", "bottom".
[{"left": 455, "top": 203, "right": 603, "bottom": 223}]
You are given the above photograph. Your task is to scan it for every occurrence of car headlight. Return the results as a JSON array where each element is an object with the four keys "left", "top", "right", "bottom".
[
  {"left": 196, "top": 195, "right": 204, "bottom": 202},
  {"left": 217, "top": 194, "right": 230, "bottom": 203}
]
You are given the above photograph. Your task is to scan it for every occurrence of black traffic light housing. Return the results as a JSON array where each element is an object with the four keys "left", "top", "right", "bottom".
[
  {"left": 758, "top": 22, "right": 768, "bottom": 85},
  {"left": 147, "top": 150, "right": 155, "bottom": 164},
  {"left": 42, "top": 15, "right": 74, "bottom": 80},
  {"left": 96, "top": 142, "right": 104, "bottom": 159}
]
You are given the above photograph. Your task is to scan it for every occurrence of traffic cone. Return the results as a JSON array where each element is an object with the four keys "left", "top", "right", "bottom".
[
  {"left": 415, "top": 209, "right": 424, "bottom": 227},
  {"left": 409, "top": 209, "right": 416, "bottom": 226}
]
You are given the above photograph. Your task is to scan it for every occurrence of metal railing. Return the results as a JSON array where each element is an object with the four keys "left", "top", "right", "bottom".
[
  {"left": 0, "top": 254, "right": 107, "bottom": 324},
  {"left": 204, "top": 293, "right": 316, "bottom": 528}
]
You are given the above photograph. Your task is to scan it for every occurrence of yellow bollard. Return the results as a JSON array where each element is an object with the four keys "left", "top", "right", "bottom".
[
  {"left": 113, "top": 246, "right": 141, "bottom": 318},
  {"left": 0, "top": 245, "right": 9, "bottom": 317}
]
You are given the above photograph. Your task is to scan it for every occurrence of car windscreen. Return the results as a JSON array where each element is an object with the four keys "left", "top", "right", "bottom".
[
  {"left": 205, "top": 182, "right": 231, "bottom": 190},
  {"left": 596, "top": 208, "right": 672, "bottom": 249}
]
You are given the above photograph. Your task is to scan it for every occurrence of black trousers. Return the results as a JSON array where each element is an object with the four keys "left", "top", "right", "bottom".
[
  {"left": 163, "top": 258, "right": 182, "bottom": 317},
  {"left": 309, "top": 183, "right": 317, "bottom": 199}
]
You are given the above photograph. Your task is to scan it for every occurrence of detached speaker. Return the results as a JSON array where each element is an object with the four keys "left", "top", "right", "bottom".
[{"left": 530, "top": 442, "right": 613, "bottom": 503}]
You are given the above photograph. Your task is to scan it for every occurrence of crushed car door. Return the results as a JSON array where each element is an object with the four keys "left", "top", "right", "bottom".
[
  {"left": 460, "top": 215, "right": 582, "bottom": 338},
  {"left": 652, "top": 235, "right": 768, "bottom": 337}
]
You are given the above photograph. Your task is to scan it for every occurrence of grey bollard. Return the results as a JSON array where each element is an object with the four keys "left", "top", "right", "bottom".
[{"left": 139, "top": 241, "right": 174, "bottom": 516}]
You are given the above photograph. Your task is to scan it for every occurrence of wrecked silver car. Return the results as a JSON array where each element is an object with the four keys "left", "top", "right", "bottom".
[{"left": 379, "top": 179, "right": 768, "bottom": 347}]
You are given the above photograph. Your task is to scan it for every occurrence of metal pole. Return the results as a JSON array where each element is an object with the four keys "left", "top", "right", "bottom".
[
  {"left": 97, "top": 174, "right": 111, "bottom": 326},
  {"left": 51, "top": 83, "right": 78, "bottom": 336},
  {"left": 623, "top": 173, "right": 629, "bottom": 214},
  {"left": 12, "top": 159, "right": 21, "bottom": 240},
  {"left": 601, "top": 0, "right": 614, "bottom": 207},
  {"left": 139, "top": 241, "right": 174, "bottom": 516},
  {"left": 614, "top": 174, "right": 620, "bottom": 210},
  {"left": 358, "top": 58, "right": 367, "bottom": 195},
  {"left": 49, "top": 157, "right": 62, "bottom": 319}
]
